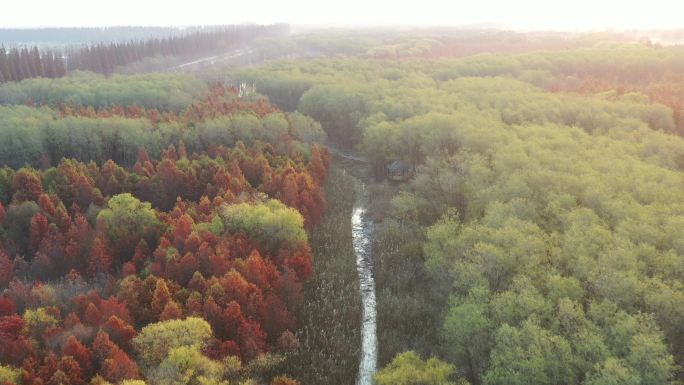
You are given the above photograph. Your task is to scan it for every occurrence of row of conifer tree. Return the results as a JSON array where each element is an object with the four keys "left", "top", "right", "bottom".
[{"left": 0, "top": 24, "right": 288, "bottom": 82}]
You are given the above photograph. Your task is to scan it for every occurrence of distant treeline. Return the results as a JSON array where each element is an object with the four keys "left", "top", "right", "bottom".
[
  {"left": 0, "top": 46, "right": 65, "bottom": 82},
  {"left": 0, "top": 24, "right": 289, "bottom": 82},
  {"left": 0, "top": 71, "right": 207, "bottom": 110},
  {"left": 0, "top": 80, "right": 326, "bottom": 169},
  {"left": 0, "top": 26, "right": 240, "bottom": 45}
]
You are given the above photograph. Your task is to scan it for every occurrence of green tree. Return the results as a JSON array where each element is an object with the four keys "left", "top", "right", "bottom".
[
  {"left": 483, "top": 321, "right": 576, "bottom": 385},
  {"left": 221, "top": 199, "right": 306, "bottom": 251},
  {"left": 148, "top": 345, "right": 224, "bottom": 385},
  {"left": 584, "top": 358, "right": 641, "bottom": 385},
  {"left": 441, "top": 296, "right": 492, "bottom": 383},
  {"left": 97, "top": 193, "right": 162, "bottom": 263},
  {"left": 23, "top": 307, "right": 59, "bottom": 341},
  {"left": 626, "top": 333, "right": 675, "bottom": 385},
  {"left": 374, "top": 351, "right": 467, "bottom": 385},
  {"left": 287, "top": 112, "right": 326, "bottom": 144},
  {"left": 0, "top": 364, "right": 21, "bottom": 384},
  {"left": 298, "top": 85, "right": 367, "bottom": 146},
  {"left": 133, "top": 317, "right": 212, "bottom": 369}
]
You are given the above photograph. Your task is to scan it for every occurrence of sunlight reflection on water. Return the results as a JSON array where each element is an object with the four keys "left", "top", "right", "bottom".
[{"left": 352, "top": 184, "right": 377, "bottom": 385}]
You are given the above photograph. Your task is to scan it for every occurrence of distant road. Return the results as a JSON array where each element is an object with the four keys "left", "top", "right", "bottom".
[{"left": 165, "top": 47, "right": 258, "bottom": 72}]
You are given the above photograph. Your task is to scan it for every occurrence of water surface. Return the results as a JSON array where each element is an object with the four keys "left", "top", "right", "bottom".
[{"left": 352, "top": 183, "right": 377, "bottom": 385}]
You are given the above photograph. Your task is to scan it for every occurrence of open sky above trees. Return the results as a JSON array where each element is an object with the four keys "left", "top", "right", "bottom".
[{"left": 1, "top": 1, "right": 683, "bottom": 30}]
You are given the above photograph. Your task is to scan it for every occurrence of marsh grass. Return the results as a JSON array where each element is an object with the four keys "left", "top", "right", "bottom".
[{"left": 282, "top": 165, "right": 362, "bottom": 385}]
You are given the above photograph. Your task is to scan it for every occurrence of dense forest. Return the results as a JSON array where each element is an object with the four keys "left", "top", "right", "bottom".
[
  {"left": 2, "top": 26, "right": 684, "bottom": 385},
  {"left": 236, "top": 37, "right": 684, "bottom": 384},
  {"left": 0, "top": 74, "right": 335, "bottom": 384}
]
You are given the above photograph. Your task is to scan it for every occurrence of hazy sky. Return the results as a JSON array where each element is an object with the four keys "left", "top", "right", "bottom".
[{"left": 1, "top": 0, "right": 681, "bottom": 30}]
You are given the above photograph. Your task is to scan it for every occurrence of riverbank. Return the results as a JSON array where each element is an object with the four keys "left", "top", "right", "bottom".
[
  {"left": 328, "top": 146, "right": 379, "bottom": 384},
  {"left": 283, "top": 165, "right": 362, "bottom": 385}
]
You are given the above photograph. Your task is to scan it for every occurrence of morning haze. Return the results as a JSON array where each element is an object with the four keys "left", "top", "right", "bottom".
[{"left": 0, "top": 3, "right": 683, "bottom": 385}]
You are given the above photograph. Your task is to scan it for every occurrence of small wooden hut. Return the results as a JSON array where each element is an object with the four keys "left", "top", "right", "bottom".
[{"left": 387, "top": 160, "right": 411, "bottom": 181}]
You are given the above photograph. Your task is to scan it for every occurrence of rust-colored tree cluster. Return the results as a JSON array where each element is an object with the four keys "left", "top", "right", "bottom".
[
  {"left": 0, "top": 93, "right": 330, "bottom": 384},
  {"left": 57, "top": 84, "right": 279, "bottom": 124}
]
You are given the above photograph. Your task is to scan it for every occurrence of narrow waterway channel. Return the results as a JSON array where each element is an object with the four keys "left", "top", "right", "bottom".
[{"left": 352, "top": 182, "right": 377, "bottom": 385}]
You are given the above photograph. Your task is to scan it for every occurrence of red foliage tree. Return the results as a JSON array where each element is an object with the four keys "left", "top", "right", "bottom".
[
  {"left": 12, "top": 168, "right": 43, "bottom": 202},
  {"left": 159, "top": 301, "right": 183, "bottom": 321},
  {"left": 62, "top": 335, "right": 93, "bottom": 378},
  {"left": 281, "top": 173, "right": 299, "bottom": 208},
  {"left": 101, "top": 349, "right": 139, "bottom": 383},
  {"left": 88, "top": 236, "right": 112, "bottom": 277},
  {"left": 238, "top": 318, "right": 267, "bottom": 361},
  {"left": 0, "top": 251, "right": 14, "bottom": 289},
  {"left": 308, "top": 145, "right": 330, "bottom": 183},
  {"left": 54, "top": 204, "right": 71, "bottom": 233},
  {"left": 29, "top": 213, "right": 49, "bottom": 252},
  {"left": 205, "top": 338, "right": 240, "bottom": 360},
  {"left": 151, "top": 279, "right": 171, "bottom": 319},
  {"left": 173, "top": 214, "right": 194, "bottom": 250},
  {"left": 37, "top": 193, "right": 56, "bottom": 217},
  {"left": 0, "top": 315, "right": 33, "bottom": 365},
  {"left": 219, "top": 301, "right": 244, "bottom": 342},
  {"left": 64, "top": 214, "right": 93, "bottom": 271},
  {"left": 0, "top": 296, "right": 16, "bottom": 316},
  {"left": 241, "top": 249, "right": 280, "bottom": 291},
  {"left": 93, "top": 331, "right": 139, "bottom": 383},
  {"left": 98, "top": 297, "right": 133, "bottom": 325},
  {"left": 176, "top": 252, "right": 198, "bottom": 285},
  {"left": 285, "top": 245, "right": 313, "bottom": 282},
  {"left": 277, "top": 330, "right": 300, "bottom": 353},
  {"left": 131, "top": 239, "right": 150, "bottom": 269},
  {"left": 102, "top": 315, "right": 136, "bottom": 352},
  {"left": 56, "top": 355, "right": 86, "bottom": 385},
  {"left": 91, "top": 330, "right": 115, "bottom": 363},
  {"left": 84, "top": 302, "right": 101, "bottom": 326},
  {"left": 121, "top": 262, "right": 136, "bottom": 277}
]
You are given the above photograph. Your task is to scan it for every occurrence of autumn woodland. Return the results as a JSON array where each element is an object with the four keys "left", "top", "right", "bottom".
[{"left": 1, "top": 23, "right": 684, "bottom": 385}]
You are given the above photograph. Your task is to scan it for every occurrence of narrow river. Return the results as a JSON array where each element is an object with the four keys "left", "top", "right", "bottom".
[{"left": 352, "top": 182, "right": 378, "bottom": 385}]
